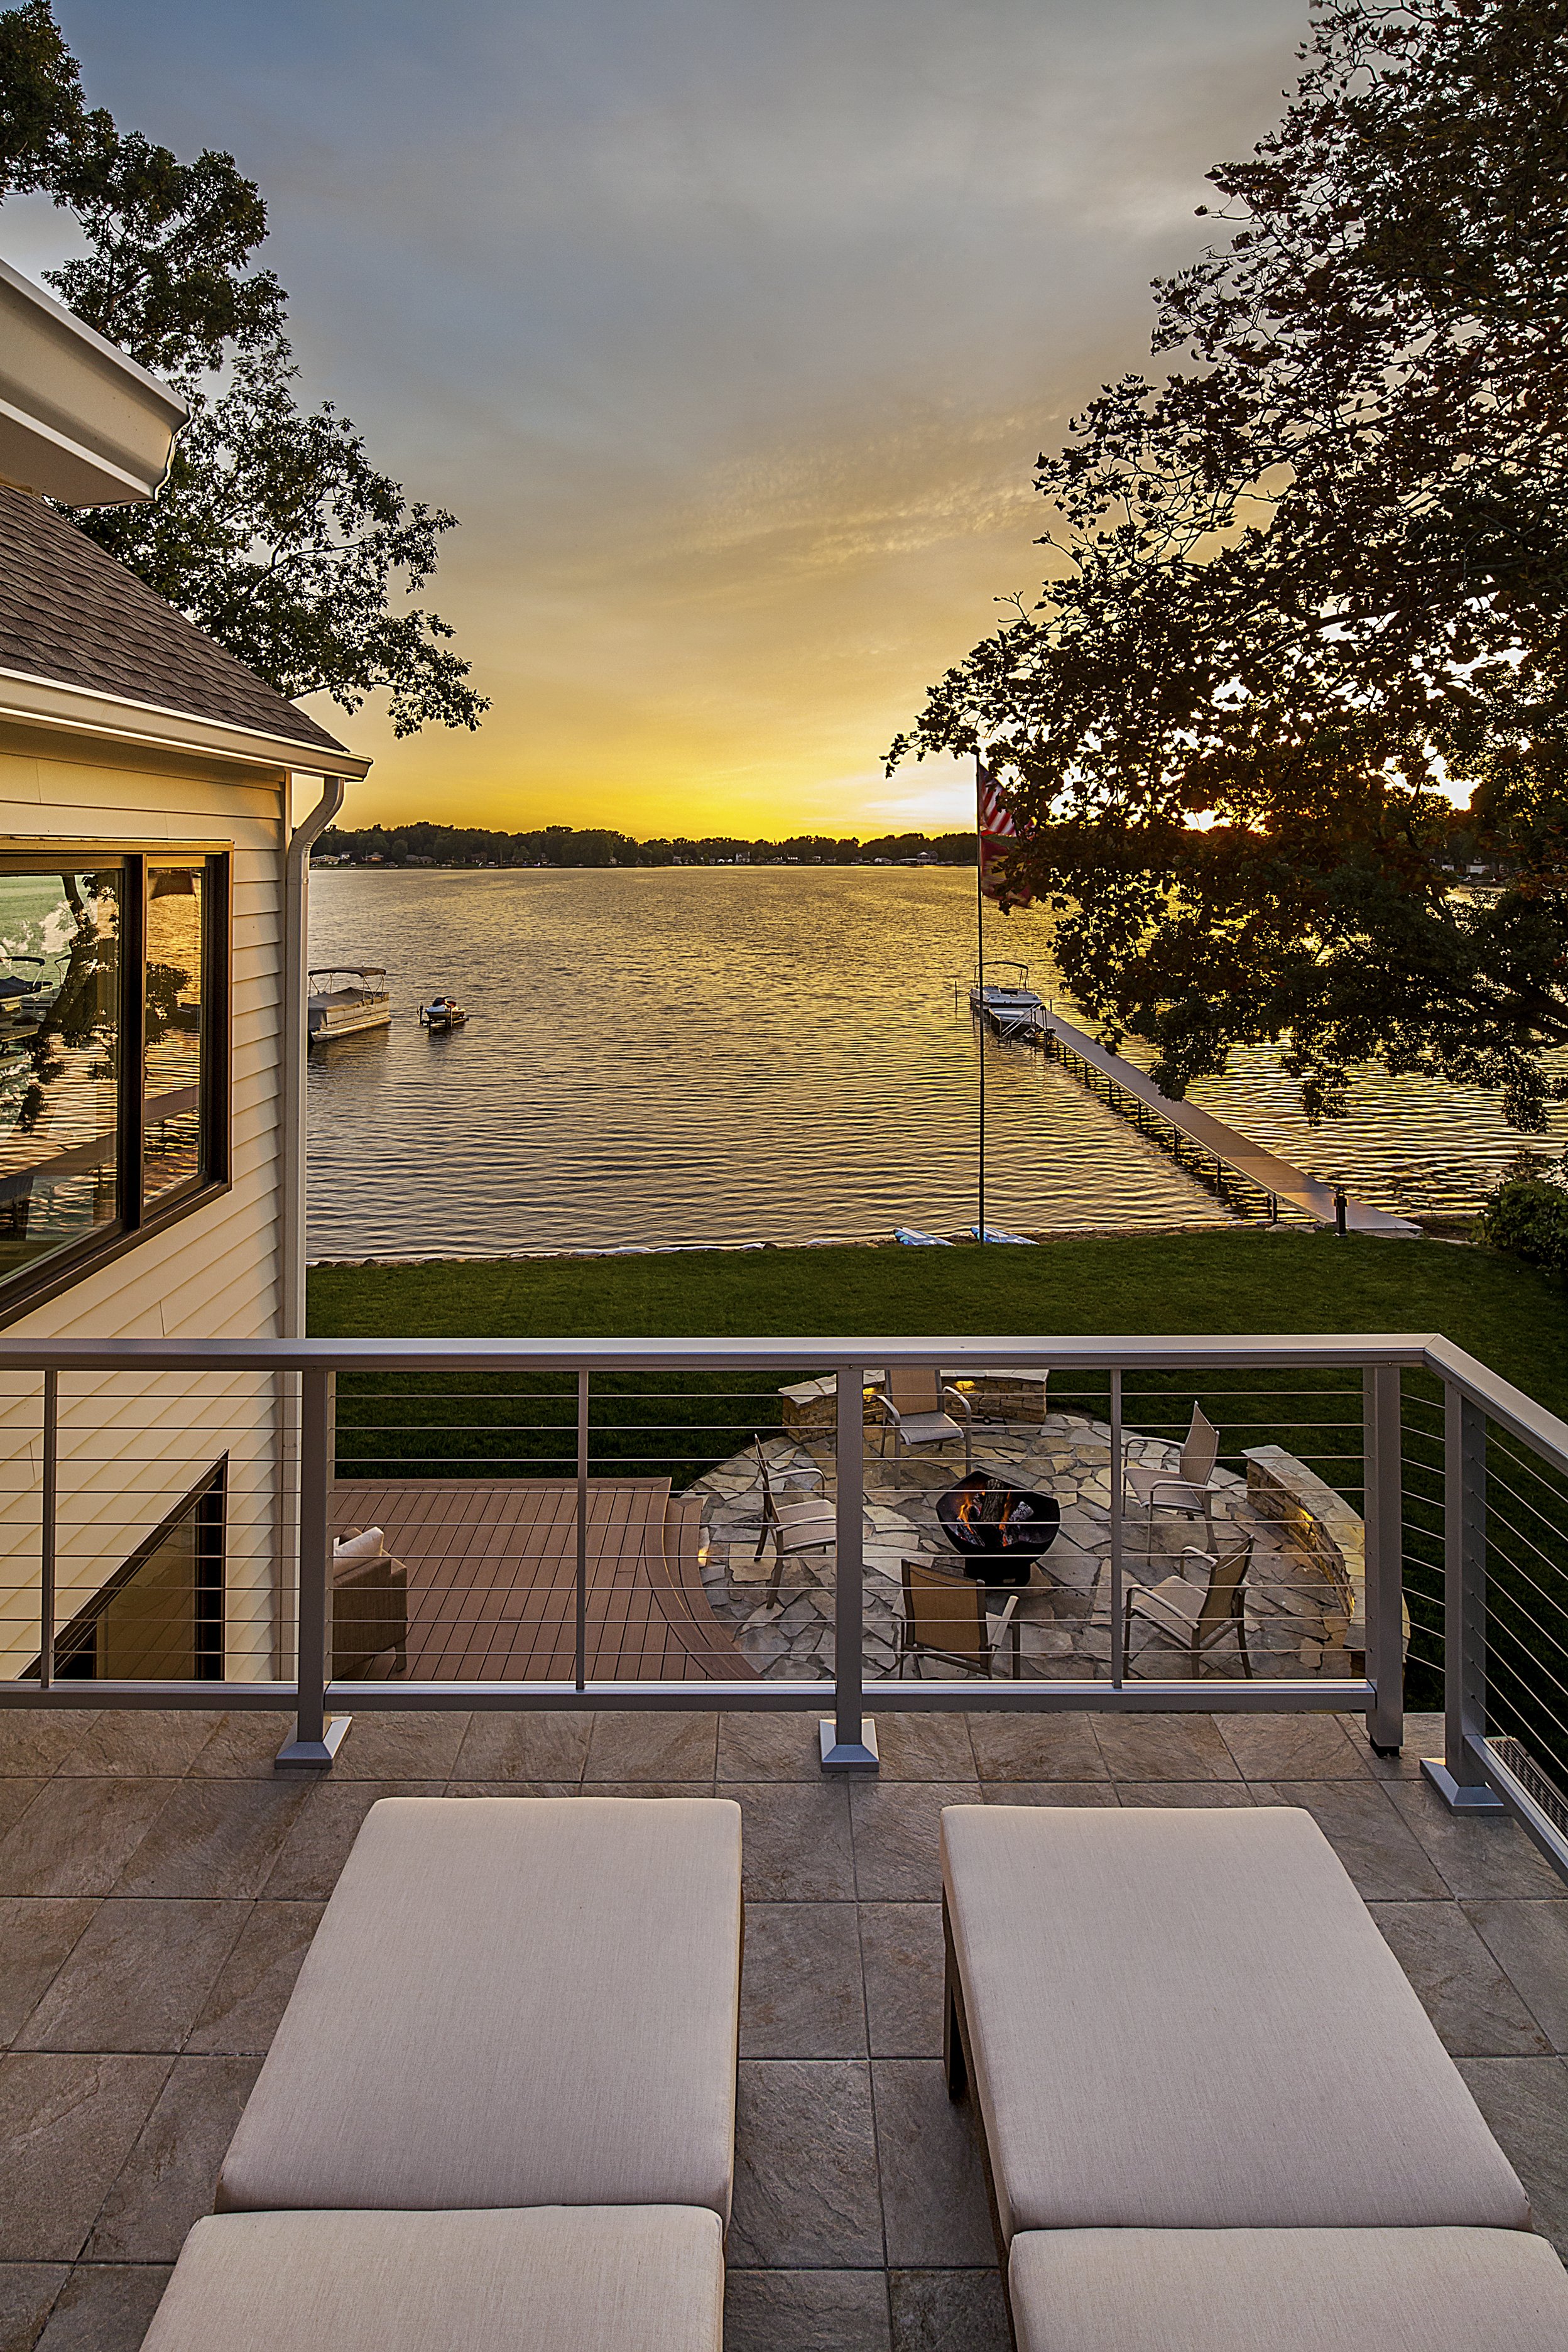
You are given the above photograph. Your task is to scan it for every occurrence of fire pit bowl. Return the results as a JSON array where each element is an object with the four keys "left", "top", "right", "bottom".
[{"left": 937, "top": 1474, "right": 1061, "bottom": 1587}]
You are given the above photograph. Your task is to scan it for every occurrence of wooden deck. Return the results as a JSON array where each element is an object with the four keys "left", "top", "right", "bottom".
[{"left": 331, "top": 1478, "right": 754, "bottom": 1682}]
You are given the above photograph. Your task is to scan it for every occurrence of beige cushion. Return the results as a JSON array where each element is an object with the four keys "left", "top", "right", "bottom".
[
  {"left": 941, "top": 1805, "right": 1528, "bottom": 2236},
  {"left": 332, "top": 1527, "right": 385, "bottom": 1565},
  {"left": 219, "top": 1797, "right": 741, "bottom": 2219},
  {"left": 143, "top": 2206, "right": 724, "bottom": 2352},
  {"left": 1009, "top": 2227, "right": 1568, "bottom": 2352}
]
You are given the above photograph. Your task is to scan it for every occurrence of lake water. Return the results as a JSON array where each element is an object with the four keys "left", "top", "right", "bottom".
[{"left": 306, "top": 867, "right": 1568, "bottom": 1260}]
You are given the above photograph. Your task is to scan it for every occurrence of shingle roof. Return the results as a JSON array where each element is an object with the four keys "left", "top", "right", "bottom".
[{"left": 0, "top": 483, "right": 351, "bottom": 755}]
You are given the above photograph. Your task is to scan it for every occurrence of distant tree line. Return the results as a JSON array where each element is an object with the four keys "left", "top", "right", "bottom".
[{"left": 313, "top": 822, "right": 976, "bottom": 869}]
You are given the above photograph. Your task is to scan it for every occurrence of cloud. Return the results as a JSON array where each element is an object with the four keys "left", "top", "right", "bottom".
[{"left": 41, "top": 0, "right": 1309, "bottom": 831}]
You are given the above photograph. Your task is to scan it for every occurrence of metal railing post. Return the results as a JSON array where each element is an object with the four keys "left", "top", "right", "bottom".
[
  {"left": 1422, "top": 1383, "right": 1503, "bottom": 1811},
  {"left": 1109, "top": 1369, "right": 1124, "bottom": 1688},
  {"left": 575, "top": 1371, "right": 589, "bottom": 1693},
  {"left": 1364, "top": 1364, "right": 1405, "bottom": 1755},
  {"left": 822, "top": 1362, "right": 878, "bottom": 1773},
  {"left": 38, "top": 1369, "right": 57, "bottom": 1689},
  {"left": 276, "top": 1367, "right": 350, "bottom": 1769}
]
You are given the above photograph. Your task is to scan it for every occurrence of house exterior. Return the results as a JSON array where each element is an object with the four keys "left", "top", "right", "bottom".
[{"left": 0, "top": 257, "right": 368, "bottom": 1687}]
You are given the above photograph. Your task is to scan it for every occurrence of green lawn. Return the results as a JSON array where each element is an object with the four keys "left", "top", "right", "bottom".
[{"left": 310, "top": 1229, "right": 1568, "bottom": 1413}]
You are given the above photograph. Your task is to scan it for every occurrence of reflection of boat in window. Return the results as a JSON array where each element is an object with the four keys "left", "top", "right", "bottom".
[
  {"left": 307, "top": 966, "right": 391, "bottom": 1045},
  {"left": 418, "top": 997, "right": 467, "bottom": 1032},
  {"left": 0, "top": 954, "right": 62, "bottom": 1030}
]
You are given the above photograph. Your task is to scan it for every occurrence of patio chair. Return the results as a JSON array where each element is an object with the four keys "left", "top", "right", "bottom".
[
  {"left": 1124, "top": 1401, "right": 1225, "bottom": 1550},
  {"left": 1124, "top": 1537, "right": 1253, "bottom": 1679},
  {"left": 875, "top": 1365, "right": 973, "bottom": 1474},
  {"left": 753, "top": 1437, "right": 836, "bottom": 1604},
  {"left": 898, "top": 1557, "right": 1021, "bottom": 1678}
]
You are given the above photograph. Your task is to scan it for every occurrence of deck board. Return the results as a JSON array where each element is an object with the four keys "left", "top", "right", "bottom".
[{"left": 331, "top": 1477, "right": 753, "bottom": 1682}]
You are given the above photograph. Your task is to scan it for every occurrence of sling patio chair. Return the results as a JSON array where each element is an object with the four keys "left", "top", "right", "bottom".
[
  {"left": 898, "top": 1557, "right": 1021, "bottom": 1678},
  {"left": 1124, "top": 1536, "right": 1253, "bottom": 1679},
  {"left": 1124, "top": 1401, "right": 1226, "bottom": 1552},
  {"left": 753, "top": 1437, "right": 836, "bottom": 1604},
  {"left": 875, "top": 1365, "right": 974, "bottom": 1474}
]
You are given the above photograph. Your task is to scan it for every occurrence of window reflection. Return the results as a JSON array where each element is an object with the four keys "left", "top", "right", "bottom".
[
  {"left": 0, "top": 871, "right": 121, "bottom": 1279},
  {"left": 144, "top": 866, "right": 205, "bottom": 1204}
]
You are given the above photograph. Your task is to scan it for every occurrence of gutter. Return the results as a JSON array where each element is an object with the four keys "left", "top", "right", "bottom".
[
  {"left": 274, "top": 773, "right": 346, "bottom": 1682},
  {"left": 280, "top": 776, "right": 347, "bottom": 1336}
]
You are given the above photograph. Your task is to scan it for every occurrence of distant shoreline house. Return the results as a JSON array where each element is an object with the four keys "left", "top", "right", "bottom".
[{"left": 0, "top": 256, "right": 368, "bottom": 1685}]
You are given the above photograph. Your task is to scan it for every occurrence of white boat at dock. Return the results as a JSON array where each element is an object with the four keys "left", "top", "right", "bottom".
[
  {"left": 968, "top": 959, "right": 1047, "bottom": 1039},
  {"left": 307, "top": 966, "right": 391, "bottom": 1045}
]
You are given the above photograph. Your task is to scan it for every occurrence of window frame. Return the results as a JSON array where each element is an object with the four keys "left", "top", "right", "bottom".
[{"left": 0, "top": 841, "right": 232, "bottom": 1324}]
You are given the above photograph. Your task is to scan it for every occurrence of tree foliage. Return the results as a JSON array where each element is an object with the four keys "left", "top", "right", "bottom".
[
  {"left": 893, "top": 0, "right": 1568, "bottom": 1128},
  {"left": 0, "top": 1, "right": 485, "bottom": 736}
]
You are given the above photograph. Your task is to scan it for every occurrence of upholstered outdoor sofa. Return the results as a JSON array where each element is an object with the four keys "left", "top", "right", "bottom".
[
  {"left": 142, "top": 1795, "right": 743, "bottom": 2351},
  {"left": 941, "top": 1804, "right": 1568, "bottom": 2351}
]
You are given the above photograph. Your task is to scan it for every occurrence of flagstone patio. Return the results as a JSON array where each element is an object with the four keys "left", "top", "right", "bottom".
[{"left": 693, "top": 1411, "right": 1356, "bottom": 1682}]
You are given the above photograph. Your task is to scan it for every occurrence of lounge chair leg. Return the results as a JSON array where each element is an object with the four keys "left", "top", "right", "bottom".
[{"left": 944, "top": 1963, "right": 967, "bottom": 2098}]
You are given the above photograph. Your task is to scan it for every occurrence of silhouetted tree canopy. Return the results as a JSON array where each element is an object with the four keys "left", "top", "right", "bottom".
[
  {"left": 894, "top": 0, "right": 1568, "bottom": 1128},
  {"left": 0, "top": 1, "right": 486, "bottom": 736}
]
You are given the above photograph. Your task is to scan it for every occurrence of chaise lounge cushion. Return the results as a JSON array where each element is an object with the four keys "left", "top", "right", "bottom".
[
  {"left": 1008, "top": 2226, "right": 1568, "bottom": 2352},
  {"left": 218, "top": 1796, "right": 742, "bottom": 2220},
  {"left": 941, "top": 1804, "right": 1528, "bottom": 2237},
  {"left": 142, "top": 2205, "right": 724, "bottom": 2352}
]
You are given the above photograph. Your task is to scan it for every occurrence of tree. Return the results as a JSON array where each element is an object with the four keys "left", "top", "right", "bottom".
[
  {"left": 893, "top": 0, "right": 1568, "bottom": 1128},
  {"left": 0, "top": 2, "right": 485, "bottom": 736}
]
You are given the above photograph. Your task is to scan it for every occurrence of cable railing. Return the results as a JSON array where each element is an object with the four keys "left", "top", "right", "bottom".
[{"left": 0, "top": 1329, "right": 1564, "bottom": 1883}]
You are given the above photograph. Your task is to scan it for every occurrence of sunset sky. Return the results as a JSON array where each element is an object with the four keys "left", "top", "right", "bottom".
[{"left": 12, "top": 0, "right": 1307, "bottom": 836}]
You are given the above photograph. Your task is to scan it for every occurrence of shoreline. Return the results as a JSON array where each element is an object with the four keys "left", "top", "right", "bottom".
[{"left": 305, "top": 1217, "right": 1298, "bottom": 1270}]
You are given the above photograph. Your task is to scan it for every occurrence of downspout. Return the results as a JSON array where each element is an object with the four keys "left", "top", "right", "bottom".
[
  {"left": 280, "top": 773, "right": 345, "bottom": 1336},
  {"left": 275, "top": 772, "right": 344, "bottom": 1682}
]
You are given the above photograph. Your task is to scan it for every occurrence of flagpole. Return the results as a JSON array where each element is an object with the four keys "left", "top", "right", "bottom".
[{"left": 976, "top": 758, "right": 986, "bottom": 1247}]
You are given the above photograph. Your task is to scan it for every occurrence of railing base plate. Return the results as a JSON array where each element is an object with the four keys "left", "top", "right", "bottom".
[
  {"left": 820, "top": 1718, "right": 880, "bottom": 1775},
  {"left": 275, "top": 1716, "right": 352, "bottom": 1772},
  {"left": 1422, "top": 1757, "right": 1505, "bottom": 1814}
]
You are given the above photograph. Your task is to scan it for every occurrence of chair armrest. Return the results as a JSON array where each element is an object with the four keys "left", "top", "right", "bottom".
[
  {"left": 1143, "top": 1477, "right": 1202, "bottom": 1508},
  {"left": 940, "top": 1385, "right": 972, "bottom": 1424},
  {"left": 986, "top": 1594, "right": 1021, "bottom": 1637},
  {"left": 879, "top": 1399, "right": 905, "bottom": 1431}
]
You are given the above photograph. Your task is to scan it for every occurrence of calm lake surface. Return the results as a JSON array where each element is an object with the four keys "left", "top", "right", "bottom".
[{"left": 307, "top": 867, "right": 1567, "bottom": 1260}]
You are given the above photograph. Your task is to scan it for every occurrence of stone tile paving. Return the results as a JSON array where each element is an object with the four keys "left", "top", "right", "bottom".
[
  {"left": 0, "top": 1706, "right": 1564, "bottom": 2349},
  {"left": 693, "top": 1413, "right": 1352, "bottom": 1681}
]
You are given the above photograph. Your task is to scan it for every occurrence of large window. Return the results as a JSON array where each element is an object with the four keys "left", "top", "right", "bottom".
[{"left": 0, "top": 850, "right": 229, "bottom": 1309}]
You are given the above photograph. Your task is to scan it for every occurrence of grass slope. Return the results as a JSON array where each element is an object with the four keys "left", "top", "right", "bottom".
[{"left": 310, "top": 1230, "right": 1567, "bottom": 1414}]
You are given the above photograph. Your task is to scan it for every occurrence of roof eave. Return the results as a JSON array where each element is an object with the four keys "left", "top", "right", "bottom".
[{"left": 0, "top": 665, "right": 371, "bottom": 780}]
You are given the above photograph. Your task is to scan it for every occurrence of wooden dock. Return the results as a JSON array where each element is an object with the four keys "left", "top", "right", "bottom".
[
  {"left": 331, "top": 1477, "right": 753, "bottom": 1682},
  {"left": 981, "top": 1001, "right": 1418, "bottom": 1236}
]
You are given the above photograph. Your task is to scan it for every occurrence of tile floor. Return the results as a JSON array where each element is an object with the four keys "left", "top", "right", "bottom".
[{"left": 0, "top": 1704, "right": 1565, "bottom": 2351}]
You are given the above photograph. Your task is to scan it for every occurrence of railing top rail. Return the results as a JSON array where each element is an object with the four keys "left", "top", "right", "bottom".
[
  {"left": 0, "top": 1331, "right": 1437, "bottom": 1376},
  {"left": 1425, "top": 1334, "right": 1568, "bottom": 1479}
]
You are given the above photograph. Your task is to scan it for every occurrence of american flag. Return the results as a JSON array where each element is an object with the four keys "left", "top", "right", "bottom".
[{"left": 977, "top": 754, "right": 1032, "bottom": 906}]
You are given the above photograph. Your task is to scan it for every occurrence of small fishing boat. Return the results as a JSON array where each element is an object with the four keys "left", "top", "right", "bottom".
[
  {"left": 970, "top": 1225, "right": 1037, "bottom": 1245},
  {"left": 418, "top": 996, "right": 468, "bottom": 1032},
  {"left": 307, "top": 966, "right": 391, "bottom": 1045},
  {"left": 968, "top": 958, "right": 1045, "bottom": 1039},
  {"left": 894, "top": 1226, "right": 953, "bottom": 1247}
]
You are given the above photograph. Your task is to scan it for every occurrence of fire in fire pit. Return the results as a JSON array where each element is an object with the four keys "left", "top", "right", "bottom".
[{"left": 937, "top": 1474, "right": 1061, "bottom": 1587}]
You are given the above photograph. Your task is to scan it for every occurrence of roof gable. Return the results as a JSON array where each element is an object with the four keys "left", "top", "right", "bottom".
[{"left": 0, "top": 484, "right": 351, "bottom": 757}]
